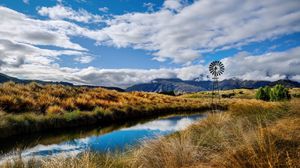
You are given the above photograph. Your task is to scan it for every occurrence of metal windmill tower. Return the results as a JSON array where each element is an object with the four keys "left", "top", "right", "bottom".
[{"left": 209, "top": 61, "right": 225, "bottom": 112}]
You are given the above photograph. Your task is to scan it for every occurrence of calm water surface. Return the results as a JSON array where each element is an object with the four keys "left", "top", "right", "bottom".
[{"left": 0, "top": 113, "right": 206, "bottom": 161}]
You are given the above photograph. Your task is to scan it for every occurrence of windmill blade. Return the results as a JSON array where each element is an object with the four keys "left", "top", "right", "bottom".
[{"left": 209, "top": 60, "right": 225, "bottom": 77}]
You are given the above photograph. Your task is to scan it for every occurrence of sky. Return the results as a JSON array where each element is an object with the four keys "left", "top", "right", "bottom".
[{"left": 0, "top": 0, "right": 300, "bottom": 88}]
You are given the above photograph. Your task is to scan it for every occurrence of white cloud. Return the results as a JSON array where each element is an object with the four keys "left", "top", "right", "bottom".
[
  {"left": 3, "top": 47, "right": 300, "bottom": 88},
  {"left": 0, "top": 39, "right": 84, "bottom": 68},
  {"left": 0, "top": 2, "right": 300, "bottom": 88},
  {"left": 0, "top": 6, "right": 86, "bottom": 51},
  {"left": 98, "top": 7, "right": 109, "bottom": 13},
  {"left": 5, "top": 0, "right": 300, "bottom": 65},
  {"left": 38, "top": 5, "right": 103, "bottom": 23},
  {"left": 94, "top": 0, "right": 300, "bottom": 63},
  {"left": 221, "top": 47, "right": 300, "bottom": 81},
  {"left": 74, "top": 55, "right": 94, "bottom": 64}
]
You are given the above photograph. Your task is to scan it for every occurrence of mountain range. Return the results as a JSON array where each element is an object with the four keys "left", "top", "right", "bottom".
[
  {"left": 1, "top": 73, "right": 300, "bottom": 94},
  {"left": 126, "top": 78, "right": 300, "bottom": 94}
]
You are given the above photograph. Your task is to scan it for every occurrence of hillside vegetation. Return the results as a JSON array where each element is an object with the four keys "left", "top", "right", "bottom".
[{"left": 0, "top": 82, "right": 218, "bottom": 138}]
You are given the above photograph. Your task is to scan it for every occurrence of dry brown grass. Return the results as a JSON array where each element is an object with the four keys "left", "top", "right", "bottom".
[
  {"left": 46, "top": 105, "right": 64, "bottom": 115},
  {"left": 1, "top": 152, "right": 128, "bottom": 168},
  {"left": 2, "top": 99, "right": 299, "bottom": 168},
  {"left": 0, "top": 82, "right": 212, "bottom": 115},
  {"left": 1, "top": 82, "right": 299, "bottom": 168},
  {"left": 183, "top": 87, "right": 300, "bottom": 100},
  {"left": 129, "top": 99, "right": 300, "bottom": 168},
  {"left": 0, "top": 82, "right": 216, "bottom": 138},
  {"left": 181, "top": 89, "right": 256, "bottom": 99},
  {"left": 130, "top": 132, "right": 200, "bottom": 168}
]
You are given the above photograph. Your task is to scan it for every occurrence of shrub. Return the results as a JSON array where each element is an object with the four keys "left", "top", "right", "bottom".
[
  {"left": 270, "top": 84, "right": 291, "bottom": 101},
  {"left": 255, "top": 86, "right": 271, "bottom": 101},
  {"left": 256, "top": 85, "right": 290, "bottom": 101}
]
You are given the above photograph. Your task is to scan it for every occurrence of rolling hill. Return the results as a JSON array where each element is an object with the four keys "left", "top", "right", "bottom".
[{"left": 0, "top": 73, "right": 124, "bottom": 92}]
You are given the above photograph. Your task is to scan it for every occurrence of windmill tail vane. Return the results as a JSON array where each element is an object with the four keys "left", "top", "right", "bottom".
[{"left": 209, "top": 61, "right": 225, "bottom": 112}]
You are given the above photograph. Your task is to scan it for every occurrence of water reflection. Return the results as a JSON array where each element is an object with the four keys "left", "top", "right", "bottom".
[{"left": 0, "top": 113, "right": 205, "bottom": 162}]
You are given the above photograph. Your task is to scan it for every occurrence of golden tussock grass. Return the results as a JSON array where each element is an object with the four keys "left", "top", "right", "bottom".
[
  {"left": 129, "top": 99, "right": 300, "bottom": 168},
  {"left": 0, "top": 152, "right": 128, "bottom": 168},
  {"left": 0, "top": 82, "right": 215, "bottom": 138},
  {"left": 130, "top": 132, "right": 200, "bottom": 168}
]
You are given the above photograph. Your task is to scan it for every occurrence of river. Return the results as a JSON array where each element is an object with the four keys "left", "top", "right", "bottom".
[{"left": 0, "top": 112, "right": 206, "bottom": 162}]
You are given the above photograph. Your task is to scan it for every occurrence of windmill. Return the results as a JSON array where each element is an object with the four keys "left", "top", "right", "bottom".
[{"left": 209, "top": 61, "right": 225, "bottom": 112}]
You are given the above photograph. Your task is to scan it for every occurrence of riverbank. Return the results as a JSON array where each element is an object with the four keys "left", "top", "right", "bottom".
[
  {"left": 4, "top": 98, "right": 298, "bottom": 168},
  {"left": 0, "top": 82, "right": 227, "bottom": 138},
  {"left": 0, "top": 112, "right": 206, "bottom": 154}
]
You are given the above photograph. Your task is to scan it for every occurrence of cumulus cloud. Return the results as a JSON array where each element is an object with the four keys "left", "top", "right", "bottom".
[
  {"left": 0, "top": 39, "right": 85, "bottom": 67},
  {"left": 38, "top": 5, "right": 103, "bottom": 23},
  {"left": 4, "top": 0, "right": 300, "bottom": 65},
  {"left": 74, "top": 47, "right": 300, "bottom": 87},
  {"left": 4, "top": 47, "right": 300, "bottom": 88},
  {"left": 0, "top": 6, "right": 86, "bottom": 51},
  {"left": 0, "top": 6, "right": 96, "bottom": 74},
  {"left": 1, "top": 1, "right": 300, "bottom": 88},
  {"left": 221, "top": 46, "right": 300, "bottom": 81},
  {"left": 95, "top": 0, "right": 300, "bottom": 63}
]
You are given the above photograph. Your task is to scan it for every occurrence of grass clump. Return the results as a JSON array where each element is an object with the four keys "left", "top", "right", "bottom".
[{"left": 46, "top": 105, "right": 64, "bottom": 115}]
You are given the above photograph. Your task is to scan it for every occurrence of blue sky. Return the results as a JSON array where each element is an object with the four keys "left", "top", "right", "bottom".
[{"left": 0, "top": 0, "right": 300, "bottom": 87}]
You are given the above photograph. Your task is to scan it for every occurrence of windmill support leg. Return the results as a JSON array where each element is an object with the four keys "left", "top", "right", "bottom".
[{"left": 211, "top": 77, "right": 220, "bottom": 112}]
